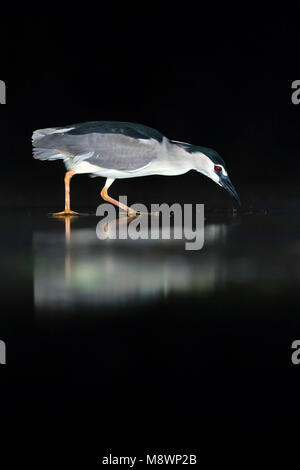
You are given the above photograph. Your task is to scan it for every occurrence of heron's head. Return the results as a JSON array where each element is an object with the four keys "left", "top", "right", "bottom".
[{"left": 191, "top": 146, "right": 241, "bottom": 205}]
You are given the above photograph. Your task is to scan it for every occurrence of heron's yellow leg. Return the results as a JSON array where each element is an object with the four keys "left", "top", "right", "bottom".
[
  {"left": 100, "top": 186, "right": 139, "bottom": 215},
  {"left": 52, "top": 171, "right": 81, "bottom": 216}
]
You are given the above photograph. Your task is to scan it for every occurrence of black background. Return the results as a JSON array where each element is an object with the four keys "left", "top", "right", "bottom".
[
  {"left": 1, "top": 7, "right": 300, "bottom": 464},
  {"left": 1, "top": 9, "right": 300, "bottom": 212}
]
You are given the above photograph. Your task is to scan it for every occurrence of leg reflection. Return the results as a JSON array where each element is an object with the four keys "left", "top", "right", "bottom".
[{"left": 34, "top": 218, "right": 232, "bottom": 313}]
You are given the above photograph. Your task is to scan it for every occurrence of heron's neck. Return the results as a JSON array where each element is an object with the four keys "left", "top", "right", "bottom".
[
  {"left": 167, "top": 142, "right": 215, "bottom": 178},
  {"left": 167, "top": 141, "right": 196, "bottom": 171}
]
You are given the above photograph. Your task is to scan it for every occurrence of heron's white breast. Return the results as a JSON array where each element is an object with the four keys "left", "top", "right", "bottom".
[{"left": 70, "top": 161, "right": 105, "bottom": 174}]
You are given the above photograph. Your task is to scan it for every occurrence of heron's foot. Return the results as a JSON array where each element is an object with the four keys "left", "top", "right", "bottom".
[
  {"left": 144, "top": 211, "right": 160, "bottom": 216},
  {"left": 119, "top": 210, "right": 140, "bottom": 217},
  {"left": 50, "top": 210, "right": 88, "bottom": 217},
  {"left": 120, "top": 210, "right": 160, "bottom": 217}
]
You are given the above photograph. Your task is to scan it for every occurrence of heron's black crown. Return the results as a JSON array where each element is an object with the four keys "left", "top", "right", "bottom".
[{"left": 170, "top": 140, "right": 226, "bottom": 167}]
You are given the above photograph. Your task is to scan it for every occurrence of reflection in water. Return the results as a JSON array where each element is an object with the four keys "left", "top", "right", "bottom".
[{"left": 33, "top": 216, "right": 232, "bottom": 313}]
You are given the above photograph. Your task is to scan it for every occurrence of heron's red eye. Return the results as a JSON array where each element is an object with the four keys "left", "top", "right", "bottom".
[{"left": 215, "top": 165, "right": 222, "bottom": 172}]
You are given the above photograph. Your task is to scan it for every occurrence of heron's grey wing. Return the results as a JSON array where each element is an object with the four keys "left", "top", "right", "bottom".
[
  {"left": 76, "top": 133, "right": 160, "bottom": 170},
  {"left": 34, "top": 132, "right": 160, "bottom": 171}
]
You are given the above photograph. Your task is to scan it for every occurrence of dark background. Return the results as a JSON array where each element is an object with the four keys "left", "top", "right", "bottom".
[
  {"left": 1, "top": 9, "right": 300, "bottom": 213},
  {"left": 1, "top": 8, "right": 300, "bottom": 464}
]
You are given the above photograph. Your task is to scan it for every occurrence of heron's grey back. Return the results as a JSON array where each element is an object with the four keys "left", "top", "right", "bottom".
[{"left": 33, "top": 130, "right": 160, "bottom": 171}]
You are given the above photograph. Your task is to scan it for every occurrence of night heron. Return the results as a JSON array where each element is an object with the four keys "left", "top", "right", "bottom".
[{"left": 32, "top": 121, "right": 240, "bottom": 215}]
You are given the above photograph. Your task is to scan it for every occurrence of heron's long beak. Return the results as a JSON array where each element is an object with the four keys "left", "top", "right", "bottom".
[{"left": 221, "top": 177, "right": 241, "bottom": 206}]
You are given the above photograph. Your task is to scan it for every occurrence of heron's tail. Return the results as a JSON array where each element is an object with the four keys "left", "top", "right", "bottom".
[
  {"left": 32, "top": 127, "right": 68, "bottom": 161},
  {"left": 32, "top": 127, "right": 62, "bottom": 143}
]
